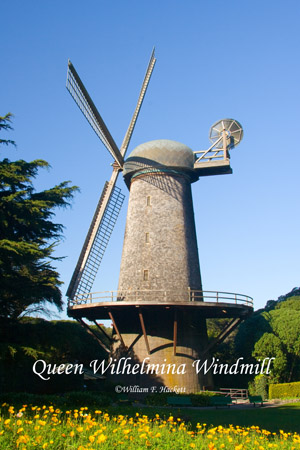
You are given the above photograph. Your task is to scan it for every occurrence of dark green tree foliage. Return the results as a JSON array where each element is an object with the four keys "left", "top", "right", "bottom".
[
  {"left": 206, "top": 318, "right": 241, "bottom": 388},
  {"left": 253, "top": 299, "right": 300, "bottom": 382},
  {"left": 236, "top": 296, "right": 300, "bottom": 383},
  {"left": 0, "top": 318, "right": 111, "bottom": 393},
  {"left": 0, "top": 114, "right": 78, "bottom": 319},
  {"left": 0, "top": 114, "right": 16, "bottom": 147}
]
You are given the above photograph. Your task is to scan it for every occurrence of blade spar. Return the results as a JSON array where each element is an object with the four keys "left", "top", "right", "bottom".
[
  {"left": 120, "top": 48, "right": 156, "bottom": 157},
  {"left": 66, "top": 60, "right": 124, "bottom": 168}
]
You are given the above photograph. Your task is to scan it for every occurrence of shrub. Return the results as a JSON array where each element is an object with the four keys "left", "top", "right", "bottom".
[
  {"left": 145, "top": 391, "right": 214, "bottom": 407},
  {"left": 145, "top": 393, "right": 169, "bottom": 406},
  {"left": 0, "top": 391, "right": 113, "bottom": 409},
  {"left": 269, "top": 381, "right": 300, "bottom": 399},
  {"left": 248, "top": 374, "right": 269, "bottom": 400},
  {"left": 190, "top": 392, "right": 215, "bottom": 406},
  {"left": 62, "top": 391, "right": 112, "bottom": 407}
]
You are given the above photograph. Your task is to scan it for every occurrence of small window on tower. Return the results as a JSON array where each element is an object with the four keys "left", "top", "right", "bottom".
[
  {"left": 146, "top": 196, "right": 151, "bottom": 206},
  {"left": 143, "top": 270, "right": 149, "bottom": 281},
  {"left": 145, "top": 232, "right": 150, "bottom": 243}
]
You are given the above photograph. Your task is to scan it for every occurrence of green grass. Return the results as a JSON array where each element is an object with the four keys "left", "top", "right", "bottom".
[
  {"left": 107, "top": 402, "right": 300, "bottom": 434},
  {"left": 1, "top": 404, "right": 300, "bottom": 450},
  {"left": 2, "top": 392, "right": 300, "bottom": 434}
]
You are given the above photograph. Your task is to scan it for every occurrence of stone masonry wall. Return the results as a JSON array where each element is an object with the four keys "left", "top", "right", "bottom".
[{"left": 118, "top": 171, "right": 202, "bottom": 300}]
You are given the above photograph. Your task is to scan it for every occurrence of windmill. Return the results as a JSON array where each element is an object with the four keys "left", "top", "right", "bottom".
[{"left": 66, "top": 51, "right": 253, "bottom": 392}]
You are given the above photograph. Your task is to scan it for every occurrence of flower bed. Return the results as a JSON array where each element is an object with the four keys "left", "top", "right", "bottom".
[{"left": 1, "top": 403, "right": 300, "bottom": 449}]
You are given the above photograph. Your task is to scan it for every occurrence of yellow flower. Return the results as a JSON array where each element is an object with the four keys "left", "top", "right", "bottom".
[
  {"left": 97, "top": 434, "right": 107, "bottom": 443},
  {"left": 89, "top": 436, "right": 95, "bottom": 443},
  {"left": 16, "top": 435, "right": 30, "bottom": 445},
  {"left": 190, "top": 444, "right": 196, "bottom": 448}
]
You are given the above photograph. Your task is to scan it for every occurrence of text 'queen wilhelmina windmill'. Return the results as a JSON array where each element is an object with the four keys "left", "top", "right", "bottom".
[{"left": 66, "top": 50, "right": 253, "bottom": 392}]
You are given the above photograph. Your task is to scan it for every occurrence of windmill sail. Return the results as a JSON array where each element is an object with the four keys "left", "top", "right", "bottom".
[
  {"left": 66, "top": 60, "right": 124, "bottom": 168},
  {"left": 67, "top": 170, "right": 125, "bottom": 302},
  {"left": 120, "top": 48, "right": 156, "bottom": 156},
  {"left": 66, "top": 50, "right": 156, "bottom": 302}
]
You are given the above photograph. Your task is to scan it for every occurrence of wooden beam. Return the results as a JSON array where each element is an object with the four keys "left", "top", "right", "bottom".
[
  {"left": 128, "top": 334, "right": 142, "bottom": 352},
  {"left": 93, "top": 320, "right": 113, "bottom": 342},
  {"left": 138, "top": 308, "right": 150, "bottom": 355},
  {"left": 173, "top": 309, "right": 178, "bottom": 355},
  {"left": 201, "top": 317, "right": 242, "bottom": 358},
  {"left": 108, "top": 311, "right": 126, "bottom": 348},
  {"left": 77, "top": 318, "right": 110, "bottom": 354}
]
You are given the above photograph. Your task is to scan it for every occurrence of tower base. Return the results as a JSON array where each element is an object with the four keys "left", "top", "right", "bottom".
[
  {"left": 68, "top": 296, "right": 253, "bottom": 393},
  {"left": 110, "top": 308, "right": 213, "bottom": 393}
]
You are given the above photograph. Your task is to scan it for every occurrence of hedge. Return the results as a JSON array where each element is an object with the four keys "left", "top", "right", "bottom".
[
  {"left": 0, "top": 391, "right": 113, "bottom": 408},
  {"left": 145, "top": 392, "right": 214, "bottom": 407},
  {"left": 269, "top": 381, "right": 300, "bottom": 399}
]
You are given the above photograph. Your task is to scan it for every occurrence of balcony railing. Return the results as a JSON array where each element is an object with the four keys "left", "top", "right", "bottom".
[{"left": 69, "top": 289, "right": 253, "bottom": 308}]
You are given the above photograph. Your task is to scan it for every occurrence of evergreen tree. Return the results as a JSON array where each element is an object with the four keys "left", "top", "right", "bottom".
[
  {"left": 235, "top": 296, "right": 300, "bottom": 383},
  {"left": 0, "top": 113, "right": 78, "bottom": 319},
  {"left": 0, "top": 113, "right": 16, "bottom": 147}
]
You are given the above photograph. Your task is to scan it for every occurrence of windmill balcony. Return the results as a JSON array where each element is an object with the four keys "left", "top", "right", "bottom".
[{"left": 69, "top": 289, "right": 253, "bottom": 308}]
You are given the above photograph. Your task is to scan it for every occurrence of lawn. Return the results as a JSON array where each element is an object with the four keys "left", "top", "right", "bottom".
[
  {"left": 1, "top": 402, "right": 300, "bottom": 449},
  {"left": 107, "top": 402, "right": 300, "bottom": 434}
]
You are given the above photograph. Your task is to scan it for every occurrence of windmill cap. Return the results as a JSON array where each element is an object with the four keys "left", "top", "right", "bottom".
[{"left": 123, "top": 139, "right": 196, "bottom": 180}]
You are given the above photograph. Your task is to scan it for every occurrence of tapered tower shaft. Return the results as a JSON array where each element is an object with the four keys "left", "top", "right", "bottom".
[
  {"left": 118, "top": 172, "right": 202, "bottom": 297},
  {"left": 111, "top": 140, "right": 213, "bottom": 391}
]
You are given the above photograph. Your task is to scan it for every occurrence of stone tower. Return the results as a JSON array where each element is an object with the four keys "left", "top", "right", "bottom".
[{"left": 113, "top": 139, "right": 213, "bottom": 391}]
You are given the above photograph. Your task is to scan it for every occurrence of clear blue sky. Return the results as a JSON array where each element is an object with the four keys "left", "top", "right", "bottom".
[{"left": 2, "top": 0, "right": 300, "bottom": 318}]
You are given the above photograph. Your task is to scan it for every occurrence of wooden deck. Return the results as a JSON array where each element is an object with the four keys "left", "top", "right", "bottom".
[{"left": 68, "top": 300, "right": 252, "bottom": 321}]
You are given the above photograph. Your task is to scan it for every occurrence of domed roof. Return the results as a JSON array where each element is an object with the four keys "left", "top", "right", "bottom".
[{"left": 123, "top": 139, "right": 195, "bottom": 177}]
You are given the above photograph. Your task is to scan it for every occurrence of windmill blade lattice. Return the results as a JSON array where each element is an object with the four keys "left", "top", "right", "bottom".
[
  {"left": 120, "top": 48, "right": 156, "bottom": 156},
  {"left": 66, "top": 60, "right": 124, "bottom": 168},
  {"left": 209, "top": 119, "right": 243, "bottom": 149},
  {"left": 67, "top": 179, "right": 125, "bottom": 302}
]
